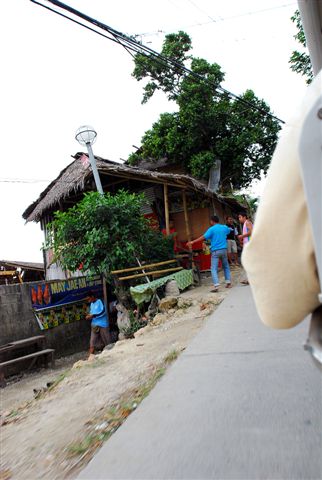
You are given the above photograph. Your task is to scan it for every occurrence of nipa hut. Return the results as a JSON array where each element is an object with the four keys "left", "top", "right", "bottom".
[{"left": 23, "top": 153, "right": 244, "bottom": 280}]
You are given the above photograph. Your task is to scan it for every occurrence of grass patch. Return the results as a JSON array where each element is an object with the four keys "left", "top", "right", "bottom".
[
  {"left": 85, "top": 358, "right": 106, "bottom": 369},
  {"left": 3, "top": 371, "right": 71, "bottom": 424},
  {"left": 68, "top": 365, "right": 167, "bottom": 457},
  {"left": 66, "top": 353, "right": 180, "bottom": 465},
  {"left": 68, "top": 431, "right": 112, "bottom": 455},
  {"left": 6, "top": 409, "right": 19, "bottom": 418},
  {"left": 2, "top": 405, "right": 31, "bottom": 425},
  {"left": 164, "top": 349, "right": 179, "bottom": 363},
  {"left": 33, "top": 370, "right": 70, "bottom": 400},
  {"left": 48, "top": 371, "right": 69, "bottom": 390}
]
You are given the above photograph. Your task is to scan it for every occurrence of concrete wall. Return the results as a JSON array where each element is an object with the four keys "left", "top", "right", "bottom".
[{"left": 0, "top": 282, "right": 91, "bottom": 357}]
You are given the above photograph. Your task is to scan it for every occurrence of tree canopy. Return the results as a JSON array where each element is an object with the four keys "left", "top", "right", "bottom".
[
  {"left": 128, "top": 31, "right": 281, "bottom": 191},
  {"left": 47, "top": 191, "right": 173, "bottom": 279},
  {"left": 289, "top": 10, "right": 313, "bottom": 84}
]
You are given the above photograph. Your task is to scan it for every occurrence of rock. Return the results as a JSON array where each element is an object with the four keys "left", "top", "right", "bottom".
[
  {"left": 116, "top": 303, "right": 131, "bottom": 331},
  {"left": 72, "top": 359, "right": 92, "bottom": 369},
  {"left": 165, "top": 280, "right": 180, "bottom": 297},
  {"left": 43, "top": 454, "right": 55, "bottom": 466},
  {"left": 117, "top": 333, "right": 126, "bottom": 341},
  {"left": 99, "top": 349, "right": 110, "bottom": 358},
  {"left": 158, "top": 296, "right": 178, "bottom": 311},
  {"left": 177, "top": 297, "right": 193, "bottom": 309},
  {"left": 146, "top": 294, "right": 159, "bottom": 318},
  {"left": 134, "top": 326, "right": 150, "bottom": 337},
  {"left": 72, "top": 360, "right": 84, "bottom": 369},
  {"left": 95, "top": 421, "right": 109, "bottom": 431},
  {"left": 0, "top": 469, "right": 12, "bottom": 480},
  {"left": 150, "top": 313, "right": 167, "bottom": 326},
  {"left": 173, "top": 309, "right": 184, "bottom": 318},
  {"left": 100, "top": 343, "right": 116, "bottom": 357},
  {"left": 114, "top": 339, "right": 129, "bottom": 348}
]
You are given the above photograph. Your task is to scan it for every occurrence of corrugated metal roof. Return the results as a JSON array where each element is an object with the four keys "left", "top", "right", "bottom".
[{"left": 0, "top": 260, "right": 44, "bottom": 271}]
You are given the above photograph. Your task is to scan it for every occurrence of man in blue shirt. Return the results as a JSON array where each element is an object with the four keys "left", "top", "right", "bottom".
[
  {"left": 187, "top": 215, "right": 232, "bottom": 292},
  {"left": 86, "top": 291, "right": 110, "bottom": 358}
]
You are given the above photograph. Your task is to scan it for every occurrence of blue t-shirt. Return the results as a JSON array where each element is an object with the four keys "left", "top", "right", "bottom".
[
  {"left": 90, "top": 299, "right": 108, "bottom": 328},
  {"left": 204, "top": 224, "right": 231, "bottom": 251}
]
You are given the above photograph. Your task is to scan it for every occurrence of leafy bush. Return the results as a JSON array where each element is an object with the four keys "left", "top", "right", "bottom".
[
  {"left": 119, "top": 310, "right": 147, "bottom": 338},
  {"left": 47, "top": 190, "right": 174, "bottom": 279}
]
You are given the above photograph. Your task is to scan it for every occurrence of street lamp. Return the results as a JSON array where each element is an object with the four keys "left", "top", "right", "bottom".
[{"left": 75, "top": 125, "right": 104, "bottom": 195}]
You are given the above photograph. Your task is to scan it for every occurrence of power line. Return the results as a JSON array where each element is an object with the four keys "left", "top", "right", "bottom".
[
  {"left": 189, "top": 2, "right": 296, "bottom": 27},
  {"left": 164, "top": 1, "right": 296, "bottom": 30},
  {"left": 186, "top": 0, "right": 217, "bottom": 23},
  {"left": 170, "top": 2, "right": 296, "bottom": 30},
  {"left": 128, "top": 2, "right": 296, "bottom": 44},
  {"left": 30, "top": 0, "right": 285, "bottom": 124},
  {"left": 32, "top": 0, "right": 282, "bottom": 124}
]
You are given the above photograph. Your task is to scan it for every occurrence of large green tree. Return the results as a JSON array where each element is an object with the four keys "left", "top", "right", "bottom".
[
  {"left": 128, "top": 32, "right": 281, "bottom": 190},
  {"left": 47, "top": 191, "right": 173, "bottom": 279},
  {"left": 289, "top": 10, "right": 313, "bottom": 84}
]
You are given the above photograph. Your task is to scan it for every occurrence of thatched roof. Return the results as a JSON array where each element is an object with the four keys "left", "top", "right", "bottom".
[
  {"left": 23, "top": 153, "right": 243, "bottom": 223},
  {"left": 133, "top": 157, "right": 169, "bottom": 171}
]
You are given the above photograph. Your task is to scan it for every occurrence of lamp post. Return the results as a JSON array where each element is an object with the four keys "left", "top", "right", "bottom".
[
  {"left": 75, "top": 125, "right": 108, "bottom": 328},
  {"left": 75, "top": 125, "right": 104, "bottom": 195}
]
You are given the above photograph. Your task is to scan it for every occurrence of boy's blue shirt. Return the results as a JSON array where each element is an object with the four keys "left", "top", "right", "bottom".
[
  {"left": 204, "top": 224, "right": 231, "bottom": 251},
  {"left": 90, "top": 299, "right": 108, "bottom": 328}
]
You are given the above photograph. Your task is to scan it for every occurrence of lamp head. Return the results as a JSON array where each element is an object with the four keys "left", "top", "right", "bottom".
[{"left": 75, "top": 125, "right": 97, "bottom": 146}]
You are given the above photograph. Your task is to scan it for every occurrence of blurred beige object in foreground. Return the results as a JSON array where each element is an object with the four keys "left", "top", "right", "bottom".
[{"left": 242, "top": 71, "right": 322, "bottom": 329}]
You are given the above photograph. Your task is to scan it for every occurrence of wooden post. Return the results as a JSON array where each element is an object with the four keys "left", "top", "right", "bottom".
[
  {"left": 212, "top": 199, "right": 216, "bottom": 215},
  {"left": 102, "top": 274, "right": 111, "bottom": 344},
  {"left": 182, "top": 190, "right": 191, "bottom": 243},
  {"left": 164, "top": 183, "right": 170, "bottom": 235},
  {"left": 182, "top": 190, "right": 194, "bottom": 268}
]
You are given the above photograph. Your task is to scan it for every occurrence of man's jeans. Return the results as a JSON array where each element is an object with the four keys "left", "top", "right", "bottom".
[{"left": 211, "top": 249, "right": 231, "bottom": 286}]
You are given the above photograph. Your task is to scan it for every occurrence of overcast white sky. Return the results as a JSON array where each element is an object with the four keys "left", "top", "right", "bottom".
[{"left": 1, "top": 0, "right": 306, "bottom": 262}]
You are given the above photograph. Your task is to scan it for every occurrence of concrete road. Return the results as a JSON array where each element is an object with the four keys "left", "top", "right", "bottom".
[{"left": 78, "top": 286, "right": 322, "bottom": 480}]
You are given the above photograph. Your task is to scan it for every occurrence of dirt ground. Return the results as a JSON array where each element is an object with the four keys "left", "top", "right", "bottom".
[{"left": 0, "top": 268, "right": 242, "bottom": 480}]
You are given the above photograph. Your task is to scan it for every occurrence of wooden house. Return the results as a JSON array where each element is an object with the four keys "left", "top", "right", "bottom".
[{"left": 23, "top": 153, "right": 244, "bottom": 280}]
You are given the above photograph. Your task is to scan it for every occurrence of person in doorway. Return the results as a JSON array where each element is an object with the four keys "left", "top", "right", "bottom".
[
  {"left": 86, "top": 291, "right": 110, "bottom": 360},
  {"left": 226, "top": 216, "right": 239, "bottom": 266},
  {"left": 238, "top": 212, "right": 253, "bottom": 285},
  {"left": 187, "top": 215, "right": 231, "bottom": 292}
]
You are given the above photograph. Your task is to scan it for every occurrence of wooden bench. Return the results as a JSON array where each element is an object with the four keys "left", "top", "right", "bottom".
[
  {"left": 0, "top": 335, "right": 55, "bottom": 387},
  {"left": 8, "top": 335, "right": 45, "bottom": 348},
  {"left": 0, "top": 349, "right": 55, "bottom": 388},
  {"left": 111, "top": 259, "right": 182, "bottom": 281},
  {"left": 0, "top": 335, "right": 45, "bottom": 354}
]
